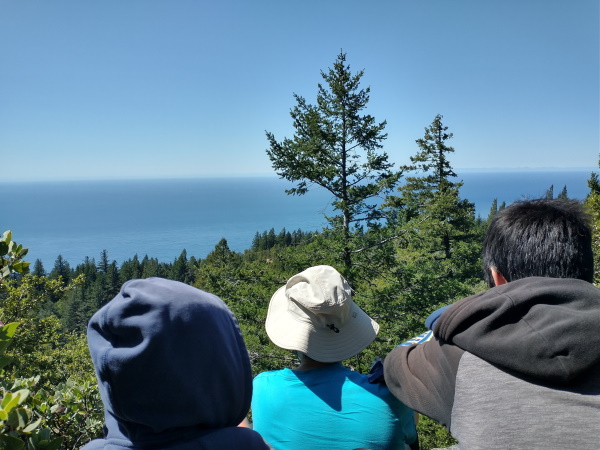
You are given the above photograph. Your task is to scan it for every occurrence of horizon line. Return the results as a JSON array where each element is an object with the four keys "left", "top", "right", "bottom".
[{"left": 2, "top": 166, "right": 596, "bottom": 183}]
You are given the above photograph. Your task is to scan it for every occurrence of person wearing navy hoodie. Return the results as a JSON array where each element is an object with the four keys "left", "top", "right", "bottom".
[{"left": 82, "top": 277, "right": 270, "bottom": 450}]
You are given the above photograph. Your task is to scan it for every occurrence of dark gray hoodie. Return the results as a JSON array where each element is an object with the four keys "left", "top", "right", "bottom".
[
  {"left": 83, "top": 277, "right": 269, "bottom": 449},
  {"left": 384, "top": 277, "right": 600, "bottom": 449}
]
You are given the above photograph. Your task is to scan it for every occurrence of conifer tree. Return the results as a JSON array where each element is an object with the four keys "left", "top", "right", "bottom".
[
  {"left": 171, "top": 249, "right": 191, "bottom": 283},
  {"left": 50, "top": 254, "right": 71, "bottom": 284},
  {"left": 375, "top": 115, "right": 483, "bottom": 337},
  {"left": 487, "top": 198, "right": 498, "bottom": 224},
  {"left": 32, "top": 259, "right": 46, "bottom": 277},
  {"left": 390, "top": 114, "right": 477, "bottom": 262},
  {"left": 98, "top": 250, "right": 110, "bottom": 274},
  {"left": 558, "top": 185, "right": 568, "bottom": 200},
  {"left": 266, "top": 52, "right": 401, "bottom": 273}
]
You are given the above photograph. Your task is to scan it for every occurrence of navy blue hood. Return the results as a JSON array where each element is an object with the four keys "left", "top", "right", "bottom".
[{"left": 83, "top": 278, "right": 267, "bottom": 449}]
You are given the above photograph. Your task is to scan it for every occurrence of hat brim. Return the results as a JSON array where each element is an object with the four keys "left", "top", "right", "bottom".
[{"left": 265, "top": 286, "right": 380, "bottom": 362}]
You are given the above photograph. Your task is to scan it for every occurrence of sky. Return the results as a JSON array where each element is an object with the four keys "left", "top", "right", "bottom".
[{"left": 1, "top": 0, "right": 598, "bottom": 182}]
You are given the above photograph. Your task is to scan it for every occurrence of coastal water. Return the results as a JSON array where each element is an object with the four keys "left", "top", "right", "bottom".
[{"left": 0, "top": 170, "right": 593, "bottom": 270}]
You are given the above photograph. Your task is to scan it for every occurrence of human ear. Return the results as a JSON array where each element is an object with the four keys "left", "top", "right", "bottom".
[{"left": 490, "top": 267, "right": 508, "bottom": 286}]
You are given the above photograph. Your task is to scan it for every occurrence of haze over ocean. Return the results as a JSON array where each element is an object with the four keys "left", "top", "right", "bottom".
[{"left": 2, "top": 170, "right": 593, "bottom": 270}]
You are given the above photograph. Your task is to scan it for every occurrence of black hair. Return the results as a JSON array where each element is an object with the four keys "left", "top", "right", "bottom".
[{"left": 483, "top": 198, "right": 593, "bottom": 286}]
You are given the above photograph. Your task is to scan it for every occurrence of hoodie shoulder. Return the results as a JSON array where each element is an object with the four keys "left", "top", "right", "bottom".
[{"left": 435, "top": 277, "right": 600, "bottom": 383}]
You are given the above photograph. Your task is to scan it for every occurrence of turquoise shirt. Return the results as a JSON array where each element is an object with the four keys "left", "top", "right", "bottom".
[{"left": 252, "top": 364, "right": 416, "bottom": 450}]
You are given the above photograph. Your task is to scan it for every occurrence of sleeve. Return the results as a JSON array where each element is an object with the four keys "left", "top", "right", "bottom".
[{"left": 383, "top": 338, "right": 464, "bottom": 428}]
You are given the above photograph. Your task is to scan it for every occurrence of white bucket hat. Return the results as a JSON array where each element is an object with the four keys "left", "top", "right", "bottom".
[{"left": 265, "top": 265, "right": 380, "bottom": 362}]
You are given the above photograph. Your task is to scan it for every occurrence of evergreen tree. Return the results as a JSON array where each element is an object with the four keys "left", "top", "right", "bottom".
[
  {"left": 251, "top": 232, "right": 262, "bottom": 251},
  {"left": 171, "top": 249, "right": 190, "bottom": 283},
  {"left": 195, "top": 239, "right": 242, "bottom": 300},
  {"left": 141, "top": 257, "right": 162, "bottom": 278},
  {"left": 105, "top": 262, "right": 120, "bottom": 298},
  {"left": 75, "top": 257, "right": 97, "bottom": 285},
  {"left": 49, "top": 255, "right": 71, "bottom": 284},
  {"left": 487, "top": 198, "right": 498, "bottom": 224},
  {"left": 98, "top": 250, "right": 110, "bottom": 274},
  {"left": 557, "top": 185, "right": 568, "bottom": 200},
  {"left": 375, "top": 115, "right": 484, "bottom": 337},
  {"left": 119, "top": 254, "right": 141, "bottom": 283},
  {"left": 266, "top": 228, "right": 276, "bottom": 250},
  {"left": 545, "top": 184, "right": 554, "bottom": 199},
  {"left": 389, "top": 114, "right": 477, "bottom": 263},
  {"left": 32, "top": 259, "right": 46, "bottom": 277},
  {"left": 266, "top": 52, "right": 401, "bottom": 274}
]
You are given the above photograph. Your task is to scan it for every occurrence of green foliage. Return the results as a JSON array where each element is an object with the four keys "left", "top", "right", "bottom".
[
  {"left": 586, "top": 165, "right": 600, "bottom": 284},
  {"left": 0, "top": 375, "right": 103, "bottom": 450},
  {"left": 0, "top": 323, "right": 63, "bottom": 450},
  {"left": 367, "top": 115, "right": 485, "bottom": 352},
  {"left": 0, "top": 275, "right": 86, "bottom": 387},
  {"left": 0, "top": 275, "right": 102, "bottom": 448},
  {"left": 250, "top": 228, "right": 317, "bottom": 251},
  {"left": 0, "top": 231, "right": 30, "bottom": 286},
  {"left": 417, "top": 415, "right": 458, "bottom": 450},
  {"left": 266, "top": 52, "right": 401, "bottom": 272},
  {"left": 28, "top": 377, "right": 102, "bottom": 450}
]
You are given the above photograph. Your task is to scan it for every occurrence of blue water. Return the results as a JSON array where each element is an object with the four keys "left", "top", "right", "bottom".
[{"left": 0, "top": 171, "right": 593, "bottom": 269}]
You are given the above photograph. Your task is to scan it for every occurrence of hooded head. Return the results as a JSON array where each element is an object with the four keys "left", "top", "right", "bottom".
[{"left": 86, "top": 278, "right": 253, "bottom": 447}]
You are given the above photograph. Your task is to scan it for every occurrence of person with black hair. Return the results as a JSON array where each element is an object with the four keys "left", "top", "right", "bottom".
[
  {"left": 482, "top": 198, "right": 594, "bottom": 284},
  {"left": 383, "top": 198, "right": 600, "bottom": 449}
]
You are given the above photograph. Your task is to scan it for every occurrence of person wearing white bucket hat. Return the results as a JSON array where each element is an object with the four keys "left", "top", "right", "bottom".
[{"left": 251, "top": 265, "right": 418, "bottom": 450}]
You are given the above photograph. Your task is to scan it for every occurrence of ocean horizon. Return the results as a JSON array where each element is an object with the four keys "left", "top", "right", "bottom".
[{"left": 1, "top": 170, "right": 594, "bottom": 270}]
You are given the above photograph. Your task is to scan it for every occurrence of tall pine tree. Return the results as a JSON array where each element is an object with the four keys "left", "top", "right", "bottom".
[
  {"left": 266, "top": 52, "right": 401, "bottom": 274},
  {"left": 375, "top": 115, "right": 484, "bottom": 338}
]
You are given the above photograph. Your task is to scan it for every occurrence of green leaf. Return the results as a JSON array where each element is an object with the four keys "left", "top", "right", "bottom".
[
  {"left": 0, "top": 355, "right": 12, "bottom": 371},
  {"left": 2, "top": 392, "right": 14, "bottom": 410},
  {"left": 11, "top": 262, "right": 29, "bottom": 274},
  {"left": 2, "top": 390, "right": 30, "bottom": 414},
  {"left": 44, "top": 437, "right": 64, "bottom": 450},
  {"left": 0, "top": 433, "right": 25, "bottom": 450},
  {"left": 22, "top": 417, "right": 41, "bottom": 433},
  {"left": 13, "top": 390, "right": 30, "bottom": 407},
  {"left": 0, "top": 323, "right": 20, "bottom": 339},
  {"left": 7, "top": 406, "right": 31, "bottom": 430},
  {"left": 28, "top": 433, "right": 63, "bottom": 450},
  {"left": 0, "top": 242, "right": 8, "bottom": 255},
  {"left": 0, "top": 340, "right": 13, "bottom": 356},
  {"left": 33, "top": 428, "right": 51, "bottom": 442}
]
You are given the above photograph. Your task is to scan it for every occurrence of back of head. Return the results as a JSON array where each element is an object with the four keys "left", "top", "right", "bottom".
[
  {"left": 86, "top": 277, "right": 253, "bottom": 442},
  {"left": 483, "top": 198, "right": 593, "bottom": 286}
]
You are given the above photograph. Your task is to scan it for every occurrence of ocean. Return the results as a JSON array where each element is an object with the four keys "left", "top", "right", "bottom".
[{"left": 1, "top": 170, "right": 594, "bottom": 270}]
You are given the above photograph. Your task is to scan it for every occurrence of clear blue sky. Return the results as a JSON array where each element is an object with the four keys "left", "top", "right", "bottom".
[{"left": 1, "top": 0, "right": 598, "bottom": 182}]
